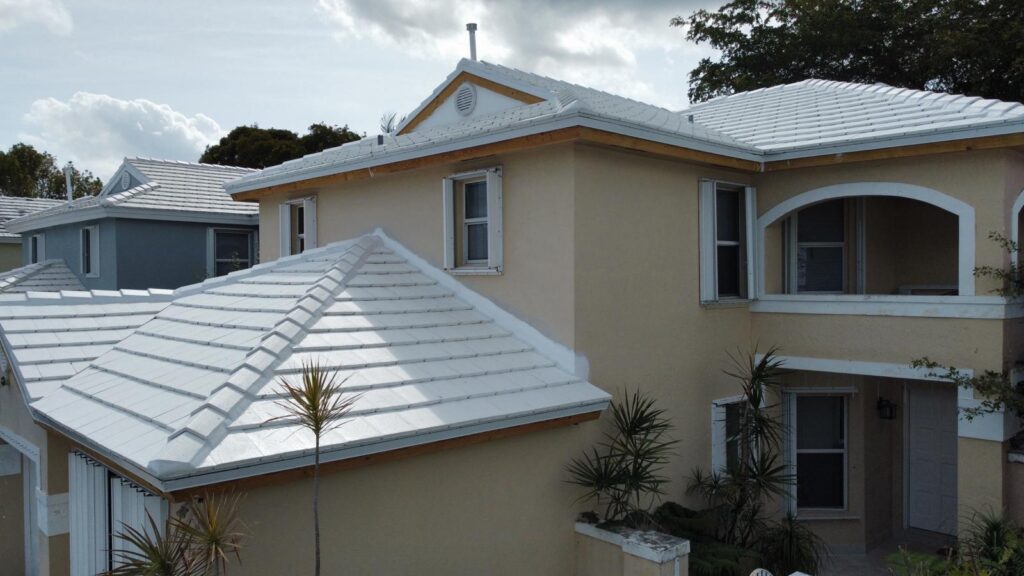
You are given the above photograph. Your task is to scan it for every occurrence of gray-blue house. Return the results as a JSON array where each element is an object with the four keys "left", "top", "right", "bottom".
[{"left": 4, "top": 158, "right": 259, "bottom": 290}]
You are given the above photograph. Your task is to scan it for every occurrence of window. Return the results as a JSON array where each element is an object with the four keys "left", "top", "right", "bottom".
[
  {"left": 443, "top": 167, "right": 503, "bottom": 273},
  {"left": 786, "top": 199, "right": 846, "bottom": 293},
  {"left": 80, "top": 226, "right": 99, "bottom": 277},
  {"left": 712, "top": 396, "right": 754, "bottom": 473},
  {"left": 29, "top": 234, "right": 44, "bottom": 264},
  {"left": 279, "top": 197, "right": 317, "bottom": 257},
  {"left": 700, "top": 180, "right": 755, "bottom": 302},
  {"left": 794, "top": 395, "right": 847, "bottom": 510},
  {"left": 209, "top": 229, "right": 255, "bottom": 277}
]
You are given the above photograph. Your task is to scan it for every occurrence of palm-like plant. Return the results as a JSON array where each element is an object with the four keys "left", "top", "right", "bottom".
[
  {"left": 105, "top": 492, "right": 247, "bottom": 576},
  {"left": 567, "top": 390, "right": 677, "bottom": 526},
  {"left": 276, "top": 360, "right": 359, "bottom": 576}
]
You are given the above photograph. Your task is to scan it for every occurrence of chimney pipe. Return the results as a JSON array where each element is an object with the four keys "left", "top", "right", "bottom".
[
  {"left": 466, "top": 23, "right": 477, "bottom": 61},
  {"left": 63, "top": 161, "right": 74, "bottom": 202}
]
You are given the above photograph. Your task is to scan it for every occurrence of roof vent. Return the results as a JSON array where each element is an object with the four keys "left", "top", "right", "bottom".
[
  {"left": 454, "top": 83, "right": 477, "bottom": 116},
  {"left": 121, "top": 172, "right": 131, "bottom": 190}
]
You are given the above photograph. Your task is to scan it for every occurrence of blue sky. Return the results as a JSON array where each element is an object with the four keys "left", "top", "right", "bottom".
[{"left": 0, "top": 0, "right": 717, "bottom": 179}]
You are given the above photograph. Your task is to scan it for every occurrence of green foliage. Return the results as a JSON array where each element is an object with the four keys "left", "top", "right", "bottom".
[
  {"left": 655, "top": 503, "right": 761, "bottom": 576},
  {"left": 974, "top": 232, "right": 1024, "bottom": 298},
  {"left": 567, "top": 390, "right": 677, "bottom": 526},
  {"left": 105, "top": 493, "right": 247, "bottom": 576},
  {"left": 885, "top": 513, "right": 1024, "bottom": 576},
  {"left": 0, "top": 143, "right": 102, "bottom": 199},
  {"left": 200, "top": 123, "right": 361, "bottom": 169},
  {"left": 673, "top": 0, "right": 1024, "bottom": 104},
  {"left": 758, "top": 513, "right": 828, "bottom": 575},
  {"left": 274, "top": 360, "right": 360, "bottom": 576},
  {"left": 911, "top": 358, "right": 1024, "bottom": 426},
  {"left": 885, "top": 548, "right": 950, "bottom": 576}
]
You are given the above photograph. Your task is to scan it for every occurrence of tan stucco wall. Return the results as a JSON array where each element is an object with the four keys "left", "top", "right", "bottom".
[
  {"left": 958, "top": 437, "right": 1006, "bottom": 532},
  {"left": 572, "top": 144, "right": 755, "bottom": 503},
  {"left": 259, "top": 144, "right": 577, "bottom": 347},
  {"left": 0, "top": 242, "right": 21, "bottom": 273},
  {"left": 227, "top": 423, "right": 593, "bottom": 576},
  {"left": 0, "top": 462, "right": 25, "bottom": 572}
]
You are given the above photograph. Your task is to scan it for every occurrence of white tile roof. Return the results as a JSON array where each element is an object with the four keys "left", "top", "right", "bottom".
[
  {"left": 0, "top": 289, "right": 173, "bottom": 401},
  {"left": 0, "top": 260, "right": 85, "bottom": 293},
  {"left": 30, "top": 232, "right": 609, "bottom": 489},
  {"left": 7, "top": 158, "right": 258, "bottom": 232},
  {"left": 225, "top": 60, "right": 1024, "bottom": 195},
  {"left": 683, "top": 79, "right": 1024, "bottom": 154},
  {"left": 0, "top": 196, "right": 65, "bottom": 240}
]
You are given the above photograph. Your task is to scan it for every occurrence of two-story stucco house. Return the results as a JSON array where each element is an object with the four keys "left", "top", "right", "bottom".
[
  {"left": 4, "top": 158, "right": 259, "bottom": 290},
  {"left": 1, "top": 57, "right": 1023, "bottom": 575}
]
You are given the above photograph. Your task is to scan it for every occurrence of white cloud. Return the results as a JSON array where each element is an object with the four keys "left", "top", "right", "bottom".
[
  {"left": 20, "top": 93, "right": 224, "bottom": 179},
  {"left": 316, "top": 0, "right": 716, "bottom": 108},
  {"left": 0, "top": 0, "right": 72, "bottom": 35}
]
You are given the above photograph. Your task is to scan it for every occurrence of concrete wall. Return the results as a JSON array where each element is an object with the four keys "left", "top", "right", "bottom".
[
  {"left": 220, "top": 422, "right": 594, "bottom": 576},
  {"left": 0, "top": 241, "right": 21, "bottom": 272}
]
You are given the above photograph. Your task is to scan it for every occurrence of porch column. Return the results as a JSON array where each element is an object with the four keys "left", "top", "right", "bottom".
[
  {"left": 957, "top": 388, "right": 1019, "bottom": 534},
  {"left": 38, "top": 431, "right": 71, "bottom": 576}
]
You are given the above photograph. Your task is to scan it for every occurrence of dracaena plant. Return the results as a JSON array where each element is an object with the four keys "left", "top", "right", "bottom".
[
  {"left": 105, "top": 492, "right": 247, "bottom": 576},
  {"left": 567, "top": 390, "right": 677, "bottom": 527},
  {"left": 274, "top": 360, "right": 360, "bottom": 576}
]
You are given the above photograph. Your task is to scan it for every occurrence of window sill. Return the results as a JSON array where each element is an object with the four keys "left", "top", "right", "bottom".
[
  {"left": 448, "top": 267, "right": 502, "bottom": 277},
  {"left": 701, "top": 299, "right": 751, "bottom": 309},
  {"left": 795, "top": 513, "right": 860, "bottom": 522}
]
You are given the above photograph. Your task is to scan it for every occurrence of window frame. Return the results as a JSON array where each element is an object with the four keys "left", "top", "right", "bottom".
[
  {"left": 80, "top": 225, "right": 100, "bottom": 278},
  {"left": 442, "top": 167, "right": 503, "bottom": 275},
  {"left": 699, "top": 179, "right": 756, "bottom": 303},
  {"left": 711, "top": 395, "right": 745, "bottom": 474},
  {"left": 207, "top": 227, "right": 256, "bottom": 277},
  {"left": 279, "top": 197, "right": 317, "bottom": 258},
  {"left": 787, "top": 392, "right": 849, "bottom": 513}
]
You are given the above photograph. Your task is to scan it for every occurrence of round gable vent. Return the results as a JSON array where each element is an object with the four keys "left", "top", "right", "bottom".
[{"left": 453, "top": 83, "right": 477, "bottom": 116}]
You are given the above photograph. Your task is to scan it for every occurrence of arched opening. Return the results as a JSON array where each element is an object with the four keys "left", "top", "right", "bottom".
[{"left": 758, "top": 183, "right": 975, "bottom": 297}]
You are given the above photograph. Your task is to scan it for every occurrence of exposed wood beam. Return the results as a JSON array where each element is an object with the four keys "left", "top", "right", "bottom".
[
  {"left": 170, "top": 411, "right": 600, "bottom": 498},
  {"left": 398, "top": 71, "right": 544, "bottom": 135}
]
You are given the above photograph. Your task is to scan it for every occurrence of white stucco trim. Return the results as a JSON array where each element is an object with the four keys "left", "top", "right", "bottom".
[
  {"left": 769, "top": 354, "right": 974, "bottom": 381},
  {"left": 751, "top": 294, "right": 1022, "bottom": 319},
  {"left": 1012, "top": 186, "right": 1024, "bottom": 268},
  {"left": 756, "top": 182, "right": 976, "bottom": 297},
  {"left": 0, "top": 425, "right": 40, "bottom": 462},
  {"left": 36, "top": 489, "right": 69, "bottom": 536}
]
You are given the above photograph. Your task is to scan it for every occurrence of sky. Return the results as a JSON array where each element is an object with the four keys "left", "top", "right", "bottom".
[{"left": 0, "top": 0, "right": 719, "bottom": 180}]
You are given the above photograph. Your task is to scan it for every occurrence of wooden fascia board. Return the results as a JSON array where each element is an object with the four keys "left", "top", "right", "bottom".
[
  {"left": 231, "top": 127, "right": 761, "bottom": 201},
  {"left": 170, "top": 410, "right": 600, "bottom": 498},
  {"left": 398, "top": 71, "right": 545, "bottom": 135},
  {"left": 763, "top": 133, "right": 1024, "bottom": 171}
]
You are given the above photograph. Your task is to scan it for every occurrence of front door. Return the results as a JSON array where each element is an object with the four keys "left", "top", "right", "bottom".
[{"left": 907, "top": 380, "right": 958, "bottom": 535}]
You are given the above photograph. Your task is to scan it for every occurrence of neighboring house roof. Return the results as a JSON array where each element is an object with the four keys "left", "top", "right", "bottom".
[
  {"left": 29, "top": 232, "right": 609, "bottom": 491},
  {"left": 225, "top": 59, "right": 1024, "bottom": 195},
  {"left": 0, "top": 196, "right": 65, "bottom": 243},
  {"left": 0, "top": 288, "right": 173, "bottom": 400},
  {"left": 0, "top": 260, "right": 85, "bottom": 293},
  {"left": 6, "top": 158, "right": 259, "bottom": 233}
]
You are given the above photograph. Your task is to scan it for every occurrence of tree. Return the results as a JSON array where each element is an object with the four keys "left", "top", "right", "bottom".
[
  {"left": 275, "top": 361, "right": 359, "bottom": 576},
  {"left": 0, "top": 143, "right": 102, "bottom": 199},
  {"left": 674, "top": 0, "right": 1024, "bottom": 104},
  {"left": 200, "top": 123, "right": 361, "bottom": 169}
]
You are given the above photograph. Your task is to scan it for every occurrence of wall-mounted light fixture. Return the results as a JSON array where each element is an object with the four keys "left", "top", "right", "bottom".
[{"left": 877, "top": 397, "right": 897, "bottom": 420}]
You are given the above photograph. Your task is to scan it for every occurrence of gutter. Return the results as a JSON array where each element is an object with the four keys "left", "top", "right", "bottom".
[{"left": 5, "top": 205, "right": 259, "bottom": 234}]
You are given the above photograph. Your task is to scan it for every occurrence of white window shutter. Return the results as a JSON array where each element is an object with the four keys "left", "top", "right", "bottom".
[
  {"left": 37, "top": 234, "right": 46, "bottom": 262},
  {"left": 744, "top": 186, "right": 757, "bottom": 299},
  {"left": 303, "top": 197, "right": 317, "bottom": 250},
  {"left": 279, "top": 203, "right": 291, "bottom": 258},
  {"left": 699, "top": 179, "right": 717, "bottom": 302},
  {"left": 710, "top": 403, "right": 726, "bottom": 474},
  {"left": 205, "top": 228, "right": 215, "bottom": 277},
  {"left": 486, "top": 168, "right": 503, "bottom": 271},
  {"left": 442, "top": 178, "right": 455, "bottom": 270}
]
